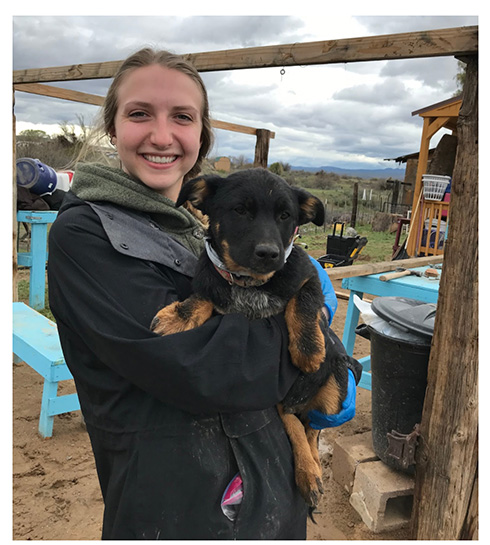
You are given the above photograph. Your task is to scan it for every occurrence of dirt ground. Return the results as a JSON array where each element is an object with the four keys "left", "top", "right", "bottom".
[{"left": 12, "top": 278, "right": 412, "bottom": 541}]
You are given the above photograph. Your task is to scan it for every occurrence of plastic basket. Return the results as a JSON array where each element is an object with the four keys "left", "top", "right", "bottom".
[{"left": 422, "top": 175, "right": 451, "bottom": 201}]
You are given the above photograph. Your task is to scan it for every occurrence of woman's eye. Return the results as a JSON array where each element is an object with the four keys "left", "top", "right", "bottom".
[
  {"left": 129, "top": 111, "right": 148, "bottom": 118},
  {"left": 176, "top": 113, "right": 193, "bottom": 122}
]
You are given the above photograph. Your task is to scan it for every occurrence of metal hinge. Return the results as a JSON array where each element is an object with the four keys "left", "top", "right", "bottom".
[{"left": 386, "top": 424, "right": 420, "bottom": 469}]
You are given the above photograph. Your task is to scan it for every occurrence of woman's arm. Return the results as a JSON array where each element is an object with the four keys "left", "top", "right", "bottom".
[{"left": 48, "top": 203, "right": 299, "bottom": 415}]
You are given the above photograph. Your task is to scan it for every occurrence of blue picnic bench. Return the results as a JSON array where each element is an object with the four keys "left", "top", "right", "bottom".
[
  {"left": 17, "top": 210, "right": 58, "bottom": 310},
  {"left": 13, "top": 302, "right": 80, "bottom": 438}
]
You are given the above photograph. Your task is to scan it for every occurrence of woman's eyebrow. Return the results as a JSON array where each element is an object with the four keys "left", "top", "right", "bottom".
[
  {"left": 122, "top": 101, "right": 200, "bottom": 114},
  {"left": 122, "top": 101, "right": 152, "bottom": 109},
  {"left": 171, "top": 104, "right": 200, "bottom": 113}
]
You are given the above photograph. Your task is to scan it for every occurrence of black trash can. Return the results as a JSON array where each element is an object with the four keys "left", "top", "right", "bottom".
[{"left": 356, "top": 297, "right": 436, "bottom": 474}]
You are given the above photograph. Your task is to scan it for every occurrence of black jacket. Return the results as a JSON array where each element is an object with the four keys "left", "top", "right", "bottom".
[{"left": 47, "top": 192, "right": 307, "bottom": 539}]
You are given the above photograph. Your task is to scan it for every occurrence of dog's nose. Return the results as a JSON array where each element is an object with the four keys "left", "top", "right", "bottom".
[{"left": 254, "top": 243, "right": 280, "bottom": 261}]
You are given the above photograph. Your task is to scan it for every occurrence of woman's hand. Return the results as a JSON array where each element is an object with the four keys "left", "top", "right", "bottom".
[{"left": 307, "top": 369, "right": 356, "bottom": 429}]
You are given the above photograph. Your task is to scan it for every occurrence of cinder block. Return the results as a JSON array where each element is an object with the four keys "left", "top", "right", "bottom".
[
  {"left": 331, "top": 431, "right": 378, "bottom": 493},
  {"left": 349, "top": 460, "right": 414, "bottom": 533}
]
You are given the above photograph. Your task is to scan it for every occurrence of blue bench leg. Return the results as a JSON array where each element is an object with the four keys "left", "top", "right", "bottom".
[
  {"left": 357, "top": 356, "right": 372, "bottom": 391},
  {"left": 342, "top": 289, "right": 363, "bottom": 356},
  {"left": 39, "top": 379, "right": 58, "bottom": 438},
  {"left": 29, "top": 222, "right": 49, "bottom": 310}
]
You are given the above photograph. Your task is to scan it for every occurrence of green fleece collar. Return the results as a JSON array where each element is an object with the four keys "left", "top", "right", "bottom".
[{"left": 70, "top": 163, "right": 205, "bottom": 256}]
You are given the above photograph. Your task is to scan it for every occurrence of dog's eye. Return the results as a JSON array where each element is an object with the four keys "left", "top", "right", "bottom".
[
  {"left": 234, "top": 205, "right": 247, "bottom": 216},
  {"left": 279, "top": 211, "right": 291, "bottom": 220}
]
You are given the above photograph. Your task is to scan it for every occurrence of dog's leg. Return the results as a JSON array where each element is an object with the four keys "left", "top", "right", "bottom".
[
  {"left": 151, "top": 296, "right": 214, "bottom": 335},
  {"left": 302, "top": 374, "right": 343, "bottom": 482},
  {"left": 305, "top": 426, "right": 322, "bottom": 477},
  {"left": 310, "top": 374, "right": 343, "bottom": 415},
  {"left": 277, "top": 404, "right": 323, "bottom": 508},
  {"left": 284, "top": 278, "right": 326, "bottom": 373}
]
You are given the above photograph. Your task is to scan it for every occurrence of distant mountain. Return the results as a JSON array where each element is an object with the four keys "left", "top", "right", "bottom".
[{"left": 291, "top": 165, "right": 405, "bottom": 180}]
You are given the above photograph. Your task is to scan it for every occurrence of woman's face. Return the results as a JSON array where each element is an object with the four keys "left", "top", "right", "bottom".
[{"left": 111, "top": 64, "right": 203, "bottom": 201}]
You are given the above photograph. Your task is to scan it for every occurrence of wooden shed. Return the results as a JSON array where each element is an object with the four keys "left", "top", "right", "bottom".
[{"left": 406, "top": 95, "right": 462, "bottom": 257}]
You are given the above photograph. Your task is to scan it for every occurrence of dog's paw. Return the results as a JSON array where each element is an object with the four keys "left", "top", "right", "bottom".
[
  {"left": 151, "top": 298, "right": 214, "bottom": 336},
  {"left": 295, "top": 465, "right": 324, "bottom": 508},
  {"left": 150, "top": 302, "right": 186, "bottom": 335}
]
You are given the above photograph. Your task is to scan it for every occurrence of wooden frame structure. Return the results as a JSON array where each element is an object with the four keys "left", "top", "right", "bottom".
[
  {"left": 406, "top": 96, "right": 462, "bottom": 257},
  {"left": 12, "top": 24, "right": 478, "bottom": 540}
]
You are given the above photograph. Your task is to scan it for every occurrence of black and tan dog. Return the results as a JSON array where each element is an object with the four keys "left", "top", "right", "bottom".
[{"left": 151, "top": 168, "right": 358, "bottom": 509}]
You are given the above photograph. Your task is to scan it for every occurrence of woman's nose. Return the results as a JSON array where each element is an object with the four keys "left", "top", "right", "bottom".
[{"left": 149, "top": 118, "right": 173, "bottom": 147}]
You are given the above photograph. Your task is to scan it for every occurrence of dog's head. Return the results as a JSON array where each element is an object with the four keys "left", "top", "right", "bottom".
[{"left": 178, "top": 168, "right": 324, "bottom": 277}]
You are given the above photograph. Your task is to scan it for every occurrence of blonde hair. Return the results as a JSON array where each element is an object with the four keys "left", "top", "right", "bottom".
[{"left": 78, "top": 48, "right": 213, "bottom": 181}]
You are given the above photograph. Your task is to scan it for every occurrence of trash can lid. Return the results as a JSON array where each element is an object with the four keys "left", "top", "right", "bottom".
[{"left": 371, "top": 297, "right": 436, "bottom": 338}]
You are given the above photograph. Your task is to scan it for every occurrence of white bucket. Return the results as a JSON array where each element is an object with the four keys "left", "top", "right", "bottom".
[{"left": 56, "top": 171, "right": 74, "bottom": 192}]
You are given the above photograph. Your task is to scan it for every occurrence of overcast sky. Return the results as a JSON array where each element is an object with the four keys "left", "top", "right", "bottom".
[{"left": 12, "top": 13, "right": 478, "bottom": 170}]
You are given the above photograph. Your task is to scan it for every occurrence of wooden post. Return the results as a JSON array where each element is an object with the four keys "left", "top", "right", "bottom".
[
  {"left": 13, "top": 91, "right": 18, "bottom": 302},
  {"left": 253, "top": 129, "right": 271, "bottom": 168},
  {"left": 351, "top": 182, "right": 358, "bottom": 228},
  {"left": 390, "top": 180, "right": 400, "bottom": 213},
  {"left": 410, "top": 55, "right": 478, "bottom": 540}
]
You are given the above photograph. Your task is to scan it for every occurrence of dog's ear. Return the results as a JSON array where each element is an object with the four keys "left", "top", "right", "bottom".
[
  {"left": 176, "top": 175, "right": 223, "bottom": 213},
  {"left": 292, "top": 187, "right": 325, "bottom": 226}
]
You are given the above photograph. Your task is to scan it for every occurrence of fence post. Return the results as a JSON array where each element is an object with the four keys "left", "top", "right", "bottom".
[
  {"left": 13, "top": 91, "right": 18, "bottom": 302},
  {"left": 253, "top": 129, "right": 271, "bottom": 168},
  {"left": 351, "top": 182, "right": 358, "bottom": 228}
]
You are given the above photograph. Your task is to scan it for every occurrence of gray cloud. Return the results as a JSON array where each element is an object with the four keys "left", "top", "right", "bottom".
[{"left": 12, "top": 15, "right": 478, "bottom": 170}]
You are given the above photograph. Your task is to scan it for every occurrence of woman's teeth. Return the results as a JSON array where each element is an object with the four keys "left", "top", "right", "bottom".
[{"left": 144, "top": 155, "right": 177, "bottom": 164}]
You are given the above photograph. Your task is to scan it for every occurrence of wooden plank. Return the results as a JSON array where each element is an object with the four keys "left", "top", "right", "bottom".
[
  {"left": 14, "top": 82, "right": 105, "bottom": 106},
  {"left": 14, "top": 59, "right": 124, "bottom": 84},
  {"left": 325, "top": 254, "right": 443, "bottom": 280},
  {"left": 211, "top": 119, "right": 275, "bottom": 138},
  {"left": 13, "top": 26, "right": 477, "bottom": 84}
]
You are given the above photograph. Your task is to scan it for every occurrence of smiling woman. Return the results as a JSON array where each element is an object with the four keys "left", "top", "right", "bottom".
[{"left": 47, "top": 47, "right": 343, "bottom": 541}]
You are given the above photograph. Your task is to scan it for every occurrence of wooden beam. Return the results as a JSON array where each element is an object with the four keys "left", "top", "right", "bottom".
[
  {"left": 406, "top": 117, "right": 432, "bottom": 256},
  {"left": 324, "top": 254, "right": 443, "bottom": 280},
  {"left": 410, "top": 55, "right": 478, "bottom": 540},
  {"left": 14, "top": 82, "right": 105, "bottom": 106},
  {"left": 211, "top": 119, "right": 275, "bottom": 138},
  {"left": 13, "top": 26, "right": 477, "bottom": 84},
  {"left": 426, "top": 116, "right": 452, "bottom": 140}
]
